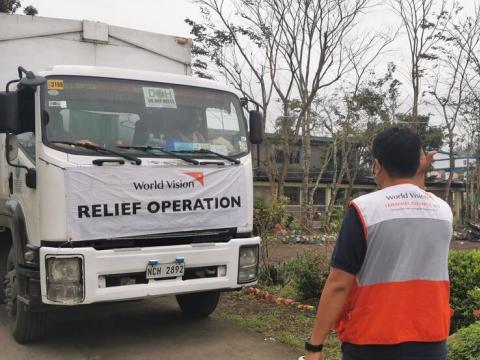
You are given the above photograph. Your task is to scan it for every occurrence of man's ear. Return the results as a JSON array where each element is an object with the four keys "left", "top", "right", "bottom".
[{"left": 374, "top": 159, "right": 382, "bottom": 176}]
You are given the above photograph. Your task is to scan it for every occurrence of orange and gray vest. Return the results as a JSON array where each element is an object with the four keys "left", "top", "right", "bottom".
[{"left": 335, "top": 183, "right": 453, "bottom": 345}]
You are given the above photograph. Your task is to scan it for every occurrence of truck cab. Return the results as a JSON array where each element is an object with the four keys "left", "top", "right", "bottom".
[{"left": 0, "top": 65, "right": 262, "bottom": 342}]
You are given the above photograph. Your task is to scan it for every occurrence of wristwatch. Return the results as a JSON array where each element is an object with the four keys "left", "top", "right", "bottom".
[{"left": 305, "top": 341, "right": 323, "bottom": 352}]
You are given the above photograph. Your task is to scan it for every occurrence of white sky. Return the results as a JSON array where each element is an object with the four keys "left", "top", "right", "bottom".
[
  {"left": 20, "top": 0, "right": 476, "bottom": 89},
  {"left": 20, "top": 0, "right": 202, "bottom": 37},
  {"left": 18, "top": 0, "right": 478, "bottom": 138}
]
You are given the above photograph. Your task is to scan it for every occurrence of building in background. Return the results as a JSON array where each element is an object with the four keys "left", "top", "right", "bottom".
[
  {"left": 253, "top": 135, "right": 466, "bottom": 224},
  {"left": 430, "top": 151, "right": 476, "bottom": 181}
]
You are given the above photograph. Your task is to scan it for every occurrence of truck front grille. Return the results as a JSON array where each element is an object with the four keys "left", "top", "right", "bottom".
[{"left": 42, "top": 228, "right": 238, "bottom": 250}]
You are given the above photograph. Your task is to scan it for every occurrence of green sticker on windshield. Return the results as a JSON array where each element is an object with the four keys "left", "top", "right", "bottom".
[{"left": 142, "top": 87, "right": 177, "bottom": 109}]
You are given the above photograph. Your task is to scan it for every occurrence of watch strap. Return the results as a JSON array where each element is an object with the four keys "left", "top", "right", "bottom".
[{"left": 305, "top": 341, "right": 323, "bottom": 352}]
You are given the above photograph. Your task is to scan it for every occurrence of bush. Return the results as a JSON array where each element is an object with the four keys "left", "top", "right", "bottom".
[
  {"left": 282, "top": 250, "right": 330, "bottom": 302},
  {"left": 285, "top": 214, "right": 301, "bottom": 231},
  {"left": 253, "top": 197, "right": 288, "bottom": 237},
  {"left": 259, "top": 263, "right": 286, "bottom": 286},
  {"left": 258, "top": 250, "right": 330, "bottom": 302},
  {"left": 318, "top": 206, "right": 344, "bottom": 233},
  {"left": 448, "top": 321, "right": 480, "bottom": 360},
  {"left": 449, "top": 250, "right": 480, "bottom": 333}
]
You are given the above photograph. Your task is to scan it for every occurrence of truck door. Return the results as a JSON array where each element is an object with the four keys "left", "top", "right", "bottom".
[{"left": 6, "top": 90, "right": 40, "bottom": 245}]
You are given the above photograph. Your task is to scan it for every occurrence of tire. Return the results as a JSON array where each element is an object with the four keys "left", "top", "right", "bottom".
[
  {"left": 0, "top": 234, "right": 11, "bottom": 304},
  {"left": 0, "top": 265, "right": 5, "bottom": 304},
  {"left": 176, "top": 291, "right": 220, "bottom": 318},
  {"left": 4, "top": 248, "right": 47, "bottom": 343}
]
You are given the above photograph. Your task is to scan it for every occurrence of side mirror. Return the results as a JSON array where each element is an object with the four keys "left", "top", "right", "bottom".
[
  {"left": 19, "top": 74, "right": 46, "bottom": 88},
  {"left": 6, "top": 134, "right": 19, "bottom": 162},
  {"left": 0, "top": 67, "right": 45, "bottom": 135},
  {"left": 249, "top": 110, "right": 263, "bottom": 145},
  {"left": 0, "top": 91, "right": 20, "bottom": 134}
]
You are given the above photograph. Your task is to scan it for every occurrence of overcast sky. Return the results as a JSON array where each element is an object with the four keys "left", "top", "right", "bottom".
[
  {"left": 20, "top": 0, "right": 475, "bottom": 86},
  {"left": 21, "top": 0, "right": 202, "bottom": 37},
  {"left": 17, "top": 0, "right": 477, "bottom": 135}
]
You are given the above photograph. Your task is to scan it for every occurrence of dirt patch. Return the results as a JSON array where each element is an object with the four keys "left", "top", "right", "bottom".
[
  {"left": 267, "top": 242, "right": 335, "bottom": 264},
  {"left": 451, "top": 240, "right": 480, "bottom": 251}
]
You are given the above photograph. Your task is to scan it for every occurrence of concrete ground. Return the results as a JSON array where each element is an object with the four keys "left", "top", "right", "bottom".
[{"left": 0, "top": 296, "right": 301, "bottom": 360}]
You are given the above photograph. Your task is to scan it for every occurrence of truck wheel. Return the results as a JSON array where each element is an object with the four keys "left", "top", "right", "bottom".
[
  {"left": 0, "top": 232, "right": 11, "bottom": 304},
  {"left": 4, "top": 248, "right": 47, "bottom": 343},
  {"left": 176, "top": 291, "right": 220, "bottom": 318}
]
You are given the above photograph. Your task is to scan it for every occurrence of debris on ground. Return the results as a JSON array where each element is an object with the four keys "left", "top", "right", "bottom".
[
  {"left": 276, "top": 231, "right": 336, "bottom": 245},
  {"left": 245, "top": 287, "right": 316, "bottom": 312},
  {"left": 466, "top": 220, "right": 480, "bottom": 242}
]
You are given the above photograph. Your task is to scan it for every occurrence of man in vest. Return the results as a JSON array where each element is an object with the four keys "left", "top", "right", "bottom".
[{"left": 304, "top": 127, "right": 452, "bottom": 360}]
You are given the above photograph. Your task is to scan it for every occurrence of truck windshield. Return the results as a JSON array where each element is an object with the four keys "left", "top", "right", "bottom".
[{"left": 42, "top": 76, "right": 249, "bottom": 157}]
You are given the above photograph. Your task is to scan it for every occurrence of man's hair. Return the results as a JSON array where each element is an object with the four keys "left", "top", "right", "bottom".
[{"left": 372, "top": 127, "right": 421, "bottom": 178}]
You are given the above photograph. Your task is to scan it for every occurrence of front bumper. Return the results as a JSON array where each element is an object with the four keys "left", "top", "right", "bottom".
[{"left": 39, "top": 237, "right": 260, "bottom": 305}]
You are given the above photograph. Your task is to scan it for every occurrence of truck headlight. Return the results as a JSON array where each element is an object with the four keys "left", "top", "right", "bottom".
[
  {"left": 46, "top": 256, "right": 84, "bottom": 304},
  {"left": 238, "top": 245, "right": 259, "bottom": 284}
]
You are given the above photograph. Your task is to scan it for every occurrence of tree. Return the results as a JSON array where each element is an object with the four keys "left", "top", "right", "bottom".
[
  {"left": 455, "top": 2, "right": 480, "bottom": 219},
  {"left": 187, "top": 0, "right": 371, "bottom": 211},
  {"left": 462, "top": 93, "right": 480, "bottom": 219},
  {"left": 428, "top": 6, "right": 472, "bottom": 204},
  {"left": 0, "top": 1, "right": 38, "bottom": 16},
  {"left": 396, "top": 114, "right": 443, "bottom": 149},
  {"left": 23, "top": 4, "right": 37, "bottom": 16},
  {"left": 316, "top": 64, "right": 401, "bottom": 230},
  {"left": 186, "top": 0, "right": 287, "bottom": 198},
  {"left": 266, "top": 0, "right": 374, "bottom": 227},
  {"left": 0, "top": 0, "right": 21, "bottom": 13},
  {"left": 390, "top": 0, "right": 449, "bottom": 129}
]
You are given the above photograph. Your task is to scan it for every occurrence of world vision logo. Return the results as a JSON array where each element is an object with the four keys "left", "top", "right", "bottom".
[
  {"left": 184, "top": 172, "right": 205, "bottom": 186},
  {"left": 133, "top": 173, "right": 204, "bottom": 191}
]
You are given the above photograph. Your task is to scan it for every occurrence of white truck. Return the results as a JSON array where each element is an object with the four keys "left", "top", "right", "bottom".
[{"left": 0, "top": 14, "right": 262, "bottom": 343}]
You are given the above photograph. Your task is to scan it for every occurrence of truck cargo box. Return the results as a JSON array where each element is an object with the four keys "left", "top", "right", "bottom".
[{"left": 0, "top": 14, "right": 192, "bottom": 87}]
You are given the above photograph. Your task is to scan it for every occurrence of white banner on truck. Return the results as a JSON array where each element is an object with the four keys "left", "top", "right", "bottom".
[{"left": 64, "top": 165, "right": 248, "bottom": 241}]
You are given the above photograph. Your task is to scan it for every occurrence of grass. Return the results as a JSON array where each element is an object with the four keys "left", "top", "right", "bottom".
[{"left": 215, "top": 291, "right": 342, "bottom": 359}]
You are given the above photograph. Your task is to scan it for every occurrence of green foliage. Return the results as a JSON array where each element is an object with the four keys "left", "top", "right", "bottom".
[
  {"left": 319, "top": 206, "right": 344, "bottom": 233},
  {"left": 259, "top": 250, "right": 330, "bottom": 302},
  {"left": 468, "top": 287, "right": 480, "bottom": 307},
  {"left": 449, "top": 251, "right": 480, "bottom": 332},
  {"left": 423, "top": 125, "right": 443, "bottom": 150},
  {"left": 0, "top": 0, "right": 21, "bottom": 13},
  {"left": 350, "top": 62, "right": 401, "bottom": 124},
  {"left": 448, "top": 322, "right": 480, "bottom": 360},
  {"left": 253, "top": 197, "right": 288, "bottom": 237},
  {"left": 185, "top": 15, "right": 264, "bottom": 80},
  {"left": 396, "top": 114, "right": 443, "bottom": 149},
  {"left": 259, "top": 263, "right": 286, "bottom": 286},
  {"left": 217, "top": 292, "right": 342, "bottom": 358},
  {"left": 282, "top": 250, "right": 330, "bottom": 302},
  {"left": 23, "top": 5, "right": 37, "bottom": 16},
  {"left": 285, "top": 213, "right": 301, "bottom": 231}
]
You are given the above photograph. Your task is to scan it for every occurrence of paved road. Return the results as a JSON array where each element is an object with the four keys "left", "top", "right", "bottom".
[{"left": 0, "top": 296, "right": 301, "bottom": 360}]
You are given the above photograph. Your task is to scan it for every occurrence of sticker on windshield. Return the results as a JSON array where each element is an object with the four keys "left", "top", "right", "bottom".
[
  {"left": 47, "top": 79, "right": 64, "bottom": 90},
  {"left": 239, "top": 136, "right": 248, "bottom": 152},
  {"left": 48, "top": 100, "right": 67, "bottom": 109},
  {"left": 142, "top": 87, "right": 177, "bottom": 108}
]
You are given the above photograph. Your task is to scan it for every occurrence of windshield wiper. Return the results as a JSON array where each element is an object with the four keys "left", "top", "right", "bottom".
[
  {"left": 117, "top": 145, "right": 199, "bottom": 165},
  {"left": 50, "top": 141, "right": 142, "bottom": 165},
  {"left": 172, "top": 149, "right": 241, "bottom": 165}
]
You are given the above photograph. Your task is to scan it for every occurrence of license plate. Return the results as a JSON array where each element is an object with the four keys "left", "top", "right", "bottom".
[{"left": 146, "top": 262, "right": 185, "bottom": 279}]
